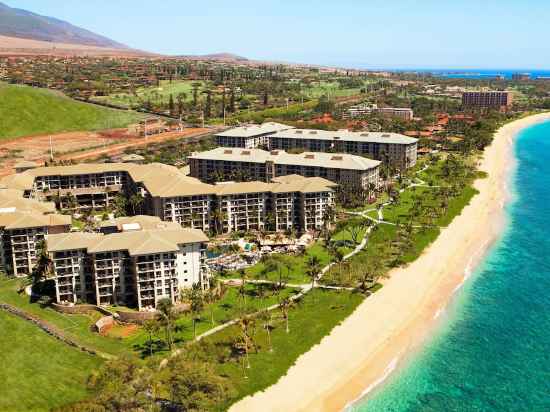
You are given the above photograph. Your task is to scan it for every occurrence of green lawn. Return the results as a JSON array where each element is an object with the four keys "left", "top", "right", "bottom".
[
  {"left": 0, "top": 83, "right": 142, "bottom": 139},
  {"left": 0, "top": 277, "right": 143, "bottom": 356},
  {"left": 0, "top": 276, "right": 302, "bottom": 359},
  {"left": 93, "top": 80, "right": 205, "bottom": 108},
  {"left": 0, "top": 310, "right": 102, "bottom": 412},
  {"left": 304, "top": 81, "right": 363, "bottom": 98},
  {"left": 202, "top": 289, "right": 365, "bottom": 409}
]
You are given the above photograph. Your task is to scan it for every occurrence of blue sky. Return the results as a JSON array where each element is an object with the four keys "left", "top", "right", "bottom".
[{"left": 5, "top": 0, "right": 550, "bottom": 69}]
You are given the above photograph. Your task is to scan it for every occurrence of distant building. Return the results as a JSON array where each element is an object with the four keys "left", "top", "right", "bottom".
[
  {"left": 512, "top": 73, "right": 531, "bottom": 81},
  {"left": 269, "top": 129, "right": 418, "bottom": 170},
  {"left": 215, "top": 122, "right": 294, "bottom": 148},
  {"left": 462, "top": 91, "right": 512, "bottom": 110},
  {"left": 214, "top": 125, "right": 418, "bottom": 170},
  {"left": 374, "top": 107, "right": 414, "bottom": 121},
  {"left": 189, "top": 147, "right": 381, "bottom": 190}
]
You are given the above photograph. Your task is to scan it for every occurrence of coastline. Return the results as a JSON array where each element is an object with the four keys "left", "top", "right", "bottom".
[{"left": 229, "top": 112, "right": 550, "bottom": 412}]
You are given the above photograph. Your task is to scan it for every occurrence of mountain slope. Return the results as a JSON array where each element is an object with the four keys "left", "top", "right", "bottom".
[{"left": 0, "top": 1, "right": 126, "bottom": 48}]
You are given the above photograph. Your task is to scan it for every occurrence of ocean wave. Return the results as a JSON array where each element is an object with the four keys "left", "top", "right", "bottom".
[{"left": 343, "top": 356, "right": 400, "bottom": 411}]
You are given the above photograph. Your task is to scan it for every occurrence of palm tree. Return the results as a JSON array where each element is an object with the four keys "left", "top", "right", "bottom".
[
  {"left": 238, "top": 269, "right": 248, "bottom": 310},
  {"left": 188, "top": 283, "right": 204, "bottom": 339},
  {"left": 238, "top": 316, "right": 255, "bottom": 369},
  {"left": 260, "top": 309, "right": 274, "bottom": 353},
  {"left": 156, "top": 298, "right": 178, "bottom": 351},
  {"left": 279, "top": 297, "right": 293, "bottom": 333},
  {"left": 306, "top": 255, "right": 322, "bottom": 290},
  {"left": 129, "top": 193, "right": 144, "bottom": 215}
]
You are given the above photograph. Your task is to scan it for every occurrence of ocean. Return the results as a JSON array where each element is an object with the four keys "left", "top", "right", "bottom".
[
  {"left": 386, "top": 69, "right": 550, "bottom": 80},
  {"left": 350, "top": 120, "right": 550, "bottom": 412}
]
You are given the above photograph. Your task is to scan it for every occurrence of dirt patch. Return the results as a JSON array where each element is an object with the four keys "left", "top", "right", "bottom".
[
  {"left": 102, "top": 322, "right": 139, "bottom": 338},
  {"left": 0, "top": 127, "right": 212, "bottom": 177}
]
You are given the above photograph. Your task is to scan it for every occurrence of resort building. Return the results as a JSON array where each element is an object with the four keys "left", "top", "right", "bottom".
[
  {"left": 188, "top": 147, "right": 381, "bottom": 190},
  {"left": 46, "top": 216, "right": 209, "bottom": 310},
  {"left": 1, "top": 163, "right": 336, "bottom": 236},
  {"left": 343, "top": 104, "right": 413, "bottom": 121},
  {"left": 212, "top": 176, "right": 336, "bottom": 233},
  {"left": 212, "top": 124, "right": 417, "bottom": 170},
  {"left": 462, "top": 91, "right": 513, "bottom": 110},
  {"left": 374, "top": 107, "right": 414, "bottom": 121},
  {"left": 268, "top": 129, "right": 418, "bottom": 170},
  {"left": 214, "top": 122, "right": 295, "bottom": 148},
  {"left": 512, "top": 73, "right": 531, "bottom": 81}
]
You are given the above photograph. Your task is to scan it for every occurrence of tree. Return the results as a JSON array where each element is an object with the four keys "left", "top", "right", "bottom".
[
  {"left": 305, "top": 255, "right": 322, "bottom": 290},
  {"left": 159, "top": 356, "right": 232, "bottom": 411},
  {"left": 29, "top": 239, "right": 53, "bottom": 286},
  {"left": 238, "top": 269, "right": 247, "bottom": 310},
  {"left": 129, "top": 193, "right": 144, "bottom": 215},
  {"left": 142, "top": 319, "right": 160, "bottom": 357},
  {"left": 188, "top": 283, "right": 204, "bottom": 339},
  {"left": 113, "top": 194, "right": 127, "bottom": 217},
  {"left": 237, "top": 316, "right": 255, "bottom": 369},
  {"left": 83, "top": 358, "right": 157, "bottom": 412},
  {"left": 279, "top": 297, "right": 294, "bottom": 333},
  {"left": 168, "top": 93, "right": 175, "bottom": 114},
  {"left": 156, "top": 298, "right": 178, "bottom": 350}
]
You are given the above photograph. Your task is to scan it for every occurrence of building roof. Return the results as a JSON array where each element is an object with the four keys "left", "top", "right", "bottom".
[
  {"left": 270, "top": 129, "right": 418, "bottom": 145},
  {"left": 0, "top": 212, "right": 71, "bottom": 230},
  {"left": 0, "top": 160, "right": 335, "bottom": 201},
  {"left": 0, "top": 189, "right": 56, "bottom": 214},
  {"left": 47, "top": 226, "right": 208, "bottom": 256},
  {"left": 215, "top": 122, "right": 294, "bottom": 138},
  {"left": 46, "top": 232, "right": 104, "bottom": 252},
  {"left": 99, "top": 215, "right": 181, "bottom": 232},
  {"left": 270, "top": 175, "right": 337, "bottom": 193},
  {"left": 189, "top": 147, "right": 381, "bottom": 171}
]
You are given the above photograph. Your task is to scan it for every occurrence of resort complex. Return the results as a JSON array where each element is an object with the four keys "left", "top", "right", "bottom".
[
  {"left": 188, "top": 147, "right": 381, "bottom": 190},
  {"left": 215, "top": 125, "right": 418, "bottom": 169}
]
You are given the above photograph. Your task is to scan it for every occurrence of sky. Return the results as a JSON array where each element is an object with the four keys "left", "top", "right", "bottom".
[{"left": 5, "top": 0, "right": 550, "bottom": 69}]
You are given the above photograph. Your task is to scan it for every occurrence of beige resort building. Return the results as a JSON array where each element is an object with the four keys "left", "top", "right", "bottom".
[
  {"left": 188, "top": 147, "right": 380, "bottom": 190},
  {"left": 47, "top": 216, "right": 208, "bottom": 310},
  {"left": 214, "top": 125, "right": 418, "bottom": 170}
]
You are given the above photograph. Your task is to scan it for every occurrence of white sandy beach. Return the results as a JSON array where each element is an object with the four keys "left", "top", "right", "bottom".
[{"left": 229, "top": 112, "right": 550, "bottom": 412}]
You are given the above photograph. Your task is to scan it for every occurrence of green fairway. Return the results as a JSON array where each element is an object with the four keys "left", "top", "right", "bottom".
[
  {"left": 0, "top": 310, "right": 102, "bottom": 412},
  {"left": 0, "top": 83, "right": 142, "bottom": 139},
  {"left": 93, "top": 80, "right": 205, "bottom": 108}
]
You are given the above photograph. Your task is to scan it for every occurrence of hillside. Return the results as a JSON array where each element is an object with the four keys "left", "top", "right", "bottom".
[
  {"left": 0, "top": 1, "right": 126, "bottom": 48},
  {"left": 0, "top": 83, "right": 142, "bottom": 139}
]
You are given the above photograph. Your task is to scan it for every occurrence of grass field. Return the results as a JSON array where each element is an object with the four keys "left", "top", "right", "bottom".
[
  {"left": 304, "top": 81, "right": 364, "bottom": 98},
  {"left": 201, "top": 288, "right": 365, "bottom": 409},
  {"left": 0, "top": 310, "right": 102, "bottom": 412},
  {"left": 93, "top": 80, "right": 205, "bottom": 108},
  {"left": 0, "top": 83, "right": 142, "bottom": 139}
]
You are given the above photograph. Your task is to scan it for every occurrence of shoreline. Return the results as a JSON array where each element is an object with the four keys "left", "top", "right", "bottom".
[{"left": 229, "top": 112, "right": 550, "bottom": 412}]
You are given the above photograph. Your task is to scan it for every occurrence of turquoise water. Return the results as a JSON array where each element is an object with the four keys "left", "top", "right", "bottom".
[{"left": 352, "top": 120, "right": 550, "bottom": 412}]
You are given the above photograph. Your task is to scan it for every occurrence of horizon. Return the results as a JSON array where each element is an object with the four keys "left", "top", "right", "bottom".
[{"left": 4, "top": 0, "right": 550, "bottom": 70}]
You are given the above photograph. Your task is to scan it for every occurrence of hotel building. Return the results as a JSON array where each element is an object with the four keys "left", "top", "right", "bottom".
[
  {"left": 188, "top": 147, "right": 381, "bottom": 190},
  {"left": 1, "top": 163, "right": 336, "bottom": 236},
  {"left": 462, "top": 91, "right": 513, "bottom": 109},
  {"left": 268, "top": 129, "right": 418, "bottom": 170},
  {"left": 215, "top": 122, "right": 294, "bottom": 148},
  {"left": 46, "top": 216, "right": 209, "bottom": 310},
  {"left": 214, "top": 125, "right": 417, "bottom": 169}
]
